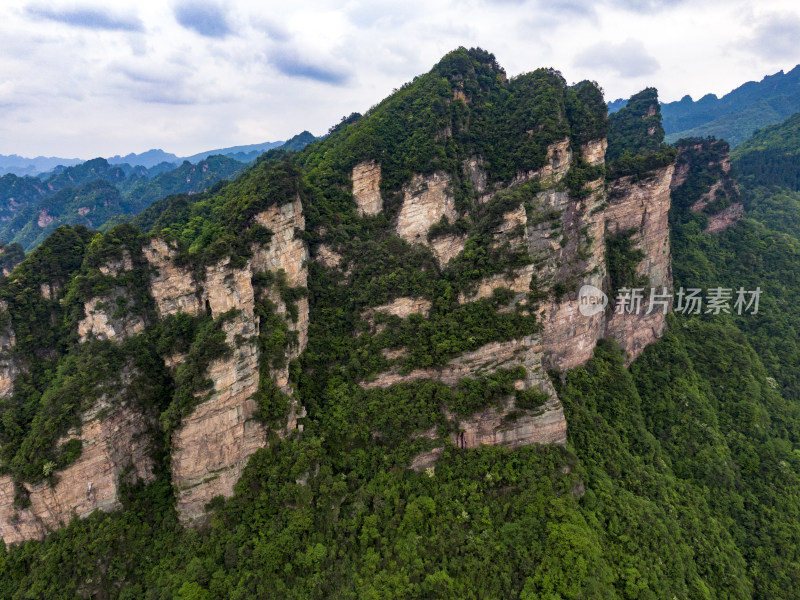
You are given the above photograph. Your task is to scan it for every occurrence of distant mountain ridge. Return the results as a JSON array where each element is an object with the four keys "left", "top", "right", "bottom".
[
  {"left": 0, "top": 131, "right": 319, "bottom": 251},
  {"left": 609, "top": 65, "right": 800, "bottom": 146},
  {"left": 0, "top": 131, "right": 318, "bottom": 176}
]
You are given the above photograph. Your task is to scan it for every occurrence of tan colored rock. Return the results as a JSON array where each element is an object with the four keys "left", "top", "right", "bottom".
[
  {"left": 605, "top": 165, "right": 674, "bottom": 292},
  {"left": 458, "top": 265, "right": 533, "bottom": 304},
  {"left": 316, "top": 244, "right": 344, "bottom": 270},
  {"left": 351, "top": 161, "right": 382, "bottom": 216},
  {"left": 172, "top": 197, "right": 310, "bottom": 522},
  {"left": 0, "top": 396, "right": 155, "bottom": 545},
  {"left": 253, "top": 196, "right": 308, "bottom": 288},
  {"left": 604, "top": 165, "right": 675, "bottom": 363},
  {"left": 514, "top": 139, "right": 573, "bottom": 185},
  {"left": 705, "top": 203, "right": 743, "bottom": 233},
  {"left": 98, "top": 250, "right": 134, "bottom": 277},
  {"left": 368, "top": 297, "right": 432, "bottom": 320},
  {"left": 0, "top": 324, "right": 17, "bottom": 399},
  {"left": 409, "top": 448, "right": 444, "bottom": 473},
  {"left": 531, "top": 178, "right": 608, "bottom": 371},
  {"left": 39, "top": 282, "right": 59, "bottom": 300},
  {"left": 364, "top": 334, "right": 549, "bottom": 390},
  {"left": 143, "top": 239, "right": 201, "bottom": 317},
  {"left": 430, "top": 234, "right": 466, "bottom": 266},
  {"left": 37, "top": 210, "right": 53, "bottom": 228},
  {"left": 581, "top": 139, "right": 607, "bottom": 166},
  {"left": 78, "top": 295, "right": 145, "bottom": 342},
  {"left": 450, "top": 394, "right": 566, "bottom": 449},
  {"left": 396, "top": 172, "right": 458, "bottom": 244},
  {"left": 204, "top": 260, "right": 256, "bottom": 318},
  {"left": 171, "top": 312, "right": 265, "bottom": 522},
  {"left": 464, "top": 157, "right": 489, "bottom": 200},
  {"left": 671, "top": 161, "right": 690, "bottom": 190},
  {"left": 371, "top": 333, "right": 567, "bottom": 468}
]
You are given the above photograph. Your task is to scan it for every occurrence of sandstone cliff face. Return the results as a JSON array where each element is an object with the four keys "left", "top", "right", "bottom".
[
  {"left": 365, "top": 333, "right": 567, "bottom": 464},
  {"left": 170, "top": 197, "right": 309, "bottom": 522},
  {"left": 0, "top": 318, "right": 18, "bottom": 399},
  {"left": 0, "top": 394, "right": 155, "bottom": 545},
  {"left": 352, "top": 161, "right": 383, "bottom": 216},
  {"left": 397, "top": 172, "right": 459, "bottom": 243},
  {"left": 143, "top": 239, "right": 201, "bottom": 318},
  {"left": 171, "top": 307, "right": 265, "bottom": 522},
  {"left": 77, "top": 293, "right": 146, "bottom": 342},
  {"left": 604, "top": 165, "right": 674, "bottom": 363}
]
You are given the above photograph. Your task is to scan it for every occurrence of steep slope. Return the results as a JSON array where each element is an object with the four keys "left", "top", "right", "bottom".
[
  {"left": 0, "top": 156, "right": 247, "bottom": 251},
  {"left": 610, "top": 65, "right": 800, "bottom": 146},
  {"left": 9, "top": 48, "right": 800, "bottom": 599}
]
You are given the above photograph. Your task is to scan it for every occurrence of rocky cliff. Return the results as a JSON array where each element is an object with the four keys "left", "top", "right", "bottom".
[
  {"left": 0, "top": 386, "right": 156, "bottom": 545},
  {"left": 0, "top": 54, "right": 681, "bottom": 544}
]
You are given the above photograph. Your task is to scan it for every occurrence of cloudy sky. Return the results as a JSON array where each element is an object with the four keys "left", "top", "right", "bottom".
[{"left": 2, "top": 0, "right": 799, "bottom": 159}]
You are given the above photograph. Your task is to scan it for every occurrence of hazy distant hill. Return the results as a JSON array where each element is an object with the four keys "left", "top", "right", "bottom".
[
  {"left": 0, "top": 154, "right": 83, "bottom": 177},
  {"left": 0, "top": 131, "right": 319, "bottom": 177},
  {"left": 0, "top": 132, "right": 319, "bottom": 251},
  {"left": 609, "top": 65, "right": 800, "bottom": 146}
]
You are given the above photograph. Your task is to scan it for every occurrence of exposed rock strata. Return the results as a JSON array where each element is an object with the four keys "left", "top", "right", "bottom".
[
  {"left": 0, "top": 397, "right": 155, "bottom": 545},
  {"left": 396, "top": 172, "right": 458, "bottom": 244},
  {"left": 351, "top": 161, "right": 383, "bottom": 216},
  {"left": 604, "top": 165, "right": 674, "bottom": 363},
  {"left": 77, "top": 293, "right": 146, "bottom": 342},
  {"left": 172, "top": 197, "right": 310, "bottom": 522}
]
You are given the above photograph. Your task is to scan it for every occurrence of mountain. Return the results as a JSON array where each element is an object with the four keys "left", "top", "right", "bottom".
[
  {"left": 2, "top": 48, "right": 800, "bottom": 598},
  {"left": 0, "top": 132, "right": 318, "bottom": 178},
  {"left": 0, "top": 136, "right": 320, "bottom": 252},
  {"left": 0, "top": 155, "right": 248, "bottom": 251},
  {"left": 610, "top": 65, "right": 800, "bottom": 146},
  {"left": 0, "top": 154, "right": 83, "bottom": 177},
  {"left": 182, "top": 131, "right": 318, "bottom": 163},
  {"left": 107, "top": 148, "right": 180, "bottom": 168}
]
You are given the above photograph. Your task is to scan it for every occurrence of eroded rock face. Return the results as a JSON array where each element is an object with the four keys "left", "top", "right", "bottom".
[
  {"left": 171, "top": 197, "right": 310, "bottom": 522},
  {"left": 458, "top": 266, "right": 533, "bottom": 304},
  {"left": 369, "top": 297, "right": 432, "bottom": 319},
  {"left": 171, "top": 310, "right": 264, "bottom": 522},
  {"left": 0, "top": 322, "right": 17, "bottom": 399},
  {"left": 705, "top": 203, "right": 743, "bottom": 233},
  {"left": 252, "top": 196, "right": 308, "bottom": 288},
  {"left": 430, "top": 234, "right": 466, "bottom": 266},
  {"left": 316, "top": 244, "right": 344, "bottom": 270},
  {"left": 514, "top": 138, "right": 573, "bottom": 185},
  {"left": 0, "top": 396, "right": 155, "bottom": 545},
  {"left": 582, "top": 138, "right": 607, "bottom": 166},
  {"left": 367, "top": 334, "right": 566, "bottom": 466},
  {"left": 396, "top": 172, "right": 458, "bottom": 244},
  {"left": 77, "top": 294, "right": 146, "bottom": 342},
  {"left": 531, "top": 175, "right": 608, "bottom": 371},
  {"left": 352, "top": 161, "right": 383, "bottom": 216},
  {"left": 604, "top": 165, "right": 675, "bottom": 363},
  {"left": 143, "top": 239, "right": 201, "bottom": 317}
]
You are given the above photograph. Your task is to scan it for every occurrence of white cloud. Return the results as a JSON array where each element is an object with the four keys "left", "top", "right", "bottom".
[
  {"left": 0, "top": 0, "right": 799, "bottom": 158},
  {"left": 574, "top": 39, "right": 660, "bottom": 78}
]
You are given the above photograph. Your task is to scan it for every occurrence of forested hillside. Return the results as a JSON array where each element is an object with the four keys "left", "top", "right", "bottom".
[
  {"left": 1, "top": 48, "right": 800, "bottom": 599},
  {"left": 610, "top": 65, "right": 800, "bottom": 147}
]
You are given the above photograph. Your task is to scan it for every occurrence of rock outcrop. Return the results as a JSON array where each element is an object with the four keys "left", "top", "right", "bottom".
[
  {"left": 172, "top": 197, "right": 309, "bottom": 522},
  {"left": 604, "top": 165, "right": 675, "bottom": 363},
  {"left": 0, "top": 319, "right": 17, "bottom": 399},
  {"left": 0, "top": 394, "right": 155, "bottom": 545},
  {"left": 77, "top": 293, "right": 146, "bottom": 342},
  {"left": 396, "top": 172, "right": 459, "bottom": 244},
  {"left": 365, "top": 333, "right": 567, "bottom": 461},
  {"left": 352, "top": 161, "right": 383, "bottom": 216}
]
